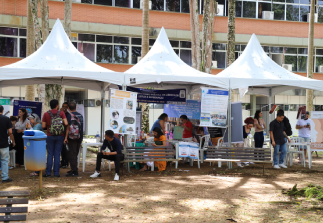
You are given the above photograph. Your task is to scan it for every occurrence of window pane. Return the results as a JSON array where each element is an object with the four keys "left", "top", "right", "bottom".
[
  {"left": 286, "top": 0, "right": 299, "bottom": 3},
  {"left": 131, "top": 46, "right": 141, "bottom": 64},
  {"left": 97, "top": 44, "right": 113, "bottom": 63},
  {"left": 319, "top": 0, "right": 323, "bottom": 5},
  {"left": 19, "top": 38, "right": 26, "bottom": 58},
  {"left": 181, "top": 0, "right": 190, "bottom": 13},
  {"left": 78, "top": 43, "right": 95, "bottom": 61},
  {"left": 170, "top": 40, "right": 179, "bottom": 47},
  {"left": 270, "top": 46, "right": 283, "bottom": 53},
  {"left": 273, "top": 0, "right": 285, "bottom": 2},
  {"left": 96, "top": 35, "right": 112, "bottom": 43},
  {"left": 72, "top": 42, "right": 77, "bottom": 49},
  {"left": 132, "top": 38, "right": 142, "bottom": 45},
  {"left": 298, "top": 56, "right": 307, "bottom": 72},
  {"left": 133, "top": 0, "right": 140, "bottom": 8},
  {"left": 166, "top": 0, "right": 180, "bottom": 12},
  {"left": 241, "top": 45, "right": 246, "bottom": 51},
  {"left": 243, "top": 1, "right": 256, "bottom": 18},
  {"left": 114, "top": 36, "right": 129, "bottom": 44},
  {"left": 81, "top": 0, "right": 92, "bottom": 3},
  {"left": 316, "top": 49, "right": 323, "bottom": 55},
  {"left": 149, "top": 39, "right": 156, "bottom": 46},
  {"left": 286, "top": 5, "right": 299, "bottom": 21},
  {"left": 94, "top": 0, "right": 112, "bottom": 5},
  {"left": 263, "top": 46, "right": 269, "bottom": 52},
  {"left": 236, "top": 1, "right": 242, "bottom": 17},
  {"left": 258, "top": 3, "right": 271, "bottom": 19},
  {"left": 298, "top": 48, "right": 308, "bottom": 54},
  {"left": 180, "top": 41, "right": 191, "bottom": 48},
  {"left": 235, "top": 45, "right": 240, "bottom": 51},
  {"left": 0, "top": 27, "right": 18, "bottom": 36},
  {"left": 78, "top": 34, "right": 95, "bottom": 42},
  {"left": 180, "top": 49, "right": 192, "bottom": 66},
  {"left": 284, "top": 47, "right": 297, "bottom": 54},
  {"left": 174, "top": 49, "right": 179, "bottom": 56},
  {"left": 19, "top": 29, "right": 26, "bottom": 36},
  {"left": 300, "top": 6, "right": 310, "bottom": 21},
  {"left": 0, "top": 37, "right": 18, "bottom": 57},
  {"left": 213, "top": 43, "right": 226, "bottom": 50},
  {"left": 316, "top": 57, "right": 323, "bottom": 72},
  {"left": 299, "top": 0, "right": 310, "bottom": 3},
  {"left": 319, "top": 7, "right": 323, "bottom": 23},
  {"left": 115, "top": 0, "right": 130, "bottom": 7},
  {"left": 152, "top": 0, "right": 164, "bottom": 10},
  {"left": 273, "top": 4, "right": 285, "bottom": 20},
  {"left": 114, "top": 45, "right": 129, "bottom": 63},
  {"left": 212, "top": 51, "right": 226, "bottom": 68},
  {"left": 284, "top": 55, "right": 297, "bottom": 71}
]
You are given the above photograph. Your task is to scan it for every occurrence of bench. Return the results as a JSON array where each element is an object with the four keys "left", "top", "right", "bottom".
[
  {"left": 0, "top": 191, "right": 30, "bottom": 222},
  {"left": 204, "top": 147, "right": 272, "bottom": 174},
  {"left": 122, "top": 145, "right": 179, "bottom": 172}
]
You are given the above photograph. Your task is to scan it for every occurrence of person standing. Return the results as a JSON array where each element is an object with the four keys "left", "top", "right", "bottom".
[
  {"left": 278, "top": 109, "right": 293, "bottom": 137},
  {"left": 296, "top": 111, "right": 311, "bottom": 162},
  {"left": 65, "top": 102, "right": 83, "bottom": 177},
  {"left": 42, "top": 99, "right": 68, "bottom": 177},
  {"left": 15, "top": 108, "right": 30, "bottom": 167},
  {"left": 0, "top": 105, "right": 14, "bottom": 183},
  {"left": 180, "top": 115, "right": 193, "bottom": 142},
  {"left": 150, "top": 113, "right": 168, "bottom": 135},
  {"left": 254, "top": 110, "right": 266, "bottom": 149},
  {"left": 270, "top": 111, "right": 291, "bottom": 169},
  {"left": 60, "top": 102, "right": 71, "bottom": 169}
]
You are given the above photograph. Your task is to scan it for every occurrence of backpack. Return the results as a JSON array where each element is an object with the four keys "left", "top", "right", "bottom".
[
  {"left": 283, "top": 117, "right": 293, "bottom": 136},
  {"left": 68, "top": 113, "right": 81, "bottom": 140},
  {"left": 48, "top": 110, "right": 64, "bottom": 136}
]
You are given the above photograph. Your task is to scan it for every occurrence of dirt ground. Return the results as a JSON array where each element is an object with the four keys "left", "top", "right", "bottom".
[{"left": 1, "top": 151, "right": 323, "bottom": 223}]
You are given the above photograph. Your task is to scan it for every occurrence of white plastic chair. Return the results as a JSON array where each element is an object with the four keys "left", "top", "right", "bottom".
[
  {"left": 197, "top": 134, "right": 210, "bottom": 168},
  {"left": 288, "top": 138, "right": 306, "bottom": 167},
  {"left": 9, "top": 150, "right": 16, "bottom": 168}
]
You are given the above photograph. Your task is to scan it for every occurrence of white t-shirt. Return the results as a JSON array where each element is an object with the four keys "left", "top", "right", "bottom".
[{"left": 296, "top": 119, "right": 311, "bottom": 137}]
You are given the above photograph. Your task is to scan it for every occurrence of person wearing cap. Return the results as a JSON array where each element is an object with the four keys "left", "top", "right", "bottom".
[{"left": 296, "top": 111, "right": 311, "bottom": 163}]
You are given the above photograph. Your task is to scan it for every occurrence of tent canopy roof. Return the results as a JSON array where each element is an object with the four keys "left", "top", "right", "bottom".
[
  {"left": 0, "top": 19, "right": 123, "bottom": 91},
  {"left": 216, "top": 34, "right": 323, "bottom": 94},
  {"left": 125, "top": 27, "right": 228, "bottom": 90}
]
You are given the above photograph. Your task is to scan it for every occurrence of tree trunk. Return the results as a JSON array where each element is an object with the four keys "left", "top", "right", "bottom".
[
  {"left": 25, "top": 0, "right": 36, "bottom": 102},
  {"left": 227, "top": 0, "right": 235, "bottom": 67},
  {"left": 30, "top": 0, "right": 42, "bottom": 49},
  {"left": 40, "top": 0, "right": 49, "bottom": 42},
  {"left": 306, "top": 0, "right": 315, "bottom": 116},
  {"left": 64, "top": 0, "right": 72, "bottom": 39},
  {"left": 189, "top": 0, "right": 201, "bottom": 70},
  {"left": 142, "top": 0, "right": 149, "bottom": 58},
  {"left": 201, "top": 0, "right": 216, "bottom": 73}
]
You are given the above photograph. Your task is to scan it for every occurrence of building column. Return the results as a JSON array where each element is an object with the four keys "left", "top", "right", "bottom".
[{"left": 250, "top": 95, "right": 257, "bottom": 117}]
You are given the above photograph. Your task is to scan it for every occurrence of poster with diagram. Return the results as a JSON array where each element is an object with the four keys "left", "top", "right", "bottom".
[
  {"left": 109, "top": 89, "right": 137, "bottom": 135},
  {"left": 310, "top": 111, "right": 323, "bottom": 151},
  {"left": 0, "top": 98, "right": 10, "bottom": 117}
]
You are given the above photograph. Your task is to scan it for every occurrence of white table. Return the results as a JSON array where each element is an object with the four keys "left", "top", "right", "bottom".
[{"left": 78, "top": 142, "right": 103, "bottom": 172}]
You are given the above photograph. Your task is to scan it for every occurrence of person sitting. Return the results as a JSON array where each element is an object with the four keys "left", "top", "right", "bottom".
[
  {"left": 180, "top": 115, "right": 193, "bottom": 142},
  {"left": 149, "top": 113, "right": 168, "bottom": 135},
  {"left": 27, "top": 114, "right": 43, "bottom": 131},
  {"left": 90, "top": 130, "right": 124, "bottom": 181},
  {"left": 139, "top": 127, "right": 167, "bottom": 172}
]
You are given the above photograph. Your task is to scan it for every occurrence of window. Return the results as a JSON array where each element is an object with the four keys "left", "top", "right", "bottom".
[
  {"left": 115, "top": 0, "right": 130, "bottom": 7},
  {"left": 78, "top": 43, "right": 95, "bottom": 61},
  {"left": 96, "top": 35, "right": 112, "bottom": 43},
  {"left": 166, "top": 0, "right": 180, "bottom": 12},
  {"left": 284, "top": 55, "right": 297, "bottom": 71},
  {"left": 236, "top": 1, "right": 242, "bottom": 17},
  {"left": 78, "top": 34, "right": 95, "bottom": 42},
  {"left": 132, "top": 38, "right": 142, "bottom": 45},
  {"left": 180, "top": 41, "right": 191, "bottom": 48},
  {"left": 0, "top": 27, "right": 18, "bottom": 36},
  {"left": 258, "top": 2, "right": 271, "bottom": 18},
  {"left": 133, "top": 0, "right": 140, "bottom": 8},
  {"left": 20, "top": 38, "right": 26, "bottom": 57},
  {"left": 170, "top": 40, "right": 179, "bottom": 47},
  {"left": 212, "top": 51, "right": 226, "bottom": 68},
  {"left": 113, "top": 45, "right": 129, "bottom": 63},
  {"left": 284, "top": 47, "right": 297, "bottom": 54},
  {"left": 94, "top": 0, "right": 112, "bottom": 5},
  {"left": 213, "top": 43, "right": 226, "bottom": 50},
  {"left": 286, "top": 5, "right": 299, "bottom": 21},
  {"left": 298, "top": 56, "right": 307, "bottom": 72},
  {"left": 114, "top": 36, "right": 129, "bottom": 44},
  {"left": 181, "top": 0, "right": 190, "bottom": 13},
  {"left": 243, "top": 1, "right": 256, "bottom": 18},
  {"left": 270, "top": 46, "right": 284, "bottom": 53},
  {"left": 152, "top": 0, "right": 165, "bottom": 10},
  {"left": 97, "top": 44, "right": 113, "bottom": 63},
  {"left": 81, "top": 0, "right": 92, "bottom": 4},
  {"left": 19, "top": 29, "right": 26, "bottom": 36},
  {"left": 149, "top": 39, "right": 156, "bottom": 46},
  {"left": 180, "top": 49, "right": 192, "bottom": 66},
  {"left": 300, "top": 6, "right": 310, "bottom": 21},
  {"left": 273, "top": 4, "right": 285, "bottom": 20},
  {"left": 0, "top": 37, "right": 18, "bottom": 57},
  {"left": 131, "top": 46, "right": 142, "bottom": 64}
]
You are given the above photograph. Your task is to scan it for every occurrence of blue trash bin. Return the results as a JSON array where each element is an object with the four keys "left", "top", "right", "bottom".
[{"left": 23, "top": 130, "right": 47, "bottom": 171}]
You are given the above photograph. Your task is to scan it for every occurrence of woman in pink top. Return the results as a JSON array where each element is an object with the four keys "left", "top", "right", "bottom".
[{"left": 254, "top": 110, "right": 266, "bottom": 149}]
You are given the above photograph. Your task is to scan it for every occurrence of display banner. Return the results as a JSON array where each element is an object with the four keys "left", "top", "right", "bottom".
[
  {"left": 13, "top": 100, "right": 42, "bottom": 119},
  {"left": 163, "top": 100, "right": 200, "bottom": 119},
  {"left": 122, "top": 86, "right": 186, "bottom": 104},
  {"left": 310, "top": 111, "right": 323, "bottom": 151},
  {"left": 200, "top": 87, "right": 228, "bottom": 128},
  {"left": 223, "top": 102, "right": 243, "bottom": 144},
  {"left": 109, "top": 89, "right": 137, "bottom": 135},
  {"left": 0, "top": 98, "right": 10, "bottom": 117}
]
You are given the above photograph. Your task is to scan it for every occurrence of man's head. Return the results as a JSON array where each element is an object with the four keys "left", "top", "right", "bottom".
[
  {"left": 277, "top": 111, "right": 284, "bottom": 122},
  {"left": 105, "top": 130, "right": 115, "bottom": 142},
  {"left": 68, "top": 101, "right": 77, "bottom": 112},
  {"left": 50, "top": 99, "right": 59, "bottom": 110},
  {"left": 10, "top": 116, "right": 18, "bottom": 127},
  {"left": 62, "top": 102, "right": 69, "bottom": 113},
  {"left": 0, "top": 105, "right": 3, "bottom": 114},
  {"left": 305, "top": 111, "right": 309, "bottom": 120}
]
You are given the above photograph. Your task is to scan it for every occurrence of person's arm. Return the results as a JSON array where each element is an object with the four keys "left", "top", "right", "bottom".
[
  {"left": 270, "top": 131, "right": 275, "bottom": 147},
  {"left": 8, "top": 128, "right": 16, "bottom": 147},
  {"left": 63, "top": 118, "right": 68, "bottom": 126},
  {"left": 153, "top": 140, "right": 167, "bottom": 147},
  {"left": 255, "top": 120, "right": 262, "bottom": 130},
  {"left": 283, "top": 131, "right": 291, "bottom": 143},
  {"left": 42, "top": 122, "right": 47, "bottom": 129},
  {"left": 296, "top": 124, "right": 304, "bottom": 130},
  {"left": 160, "top": 120, "right": 165, "bottom": 133},
  {"left": 100, "top": 140, "right": 107, "bottom": 152}
]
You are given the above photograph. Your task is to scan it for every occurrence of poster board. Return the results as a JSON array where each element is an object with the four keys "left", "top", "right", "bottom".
[
  {"left": 109, "top": 89, "right": 137, "bottom": 135},
  {"left": 223, "top": 102, "right": 243, "bottom": 144},
  {"left": 200, "top": 87, "right": 228, "bottom": 128},
  {"left": 0, "top": 98, "right": 10, "bottom": 117},
  {"left": 163, "top": 100, "right": 200, "bottom": 119},
  {"left": 76, "top": 104, "right": 85, "bottom": 130},
  {"left": 310, "top": 111, "right": 323, "bottom": 151},
  {"left": 13, "top": 100, "right": 42, "bottom": 119}
]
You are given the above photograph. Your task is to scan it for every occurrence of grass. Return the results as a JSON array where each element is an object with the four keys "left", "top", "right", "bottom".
[{"left": 285, "top": 184, "right": 323, "bottom": 201}]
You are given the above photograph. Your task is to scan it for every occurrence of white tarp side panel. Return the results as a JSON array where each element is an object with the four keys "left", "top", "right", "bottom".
[
  {"left": 216, "top": 34, "right": 323, "bottom": 91},
  {"left": 125, "top": 27, "right": 229, "bottom": 89},
  {"left": 0, "top": 19, "right": 124, "bottom": 86}
]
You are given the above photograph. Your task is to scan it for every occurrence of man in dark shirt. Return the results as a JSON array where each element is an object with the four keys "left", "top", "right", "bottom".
[
  {"left": 0, "top": 105, "right": 14, "bottom": 183},
  {"left": 60, "top": 102, "right": 71, "bottom": 168},
  {"left": 90, "top": 130, "right": 124, "bottom": 181},
  {"left": 270, "top": 111, "right": 291, "bottom": 169}
]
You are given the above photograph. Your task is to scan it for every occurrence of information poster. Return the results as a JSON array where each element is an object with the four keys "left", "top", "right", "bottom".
[
  {"left": 13, "top": 100, "right": 42, "bottom": 119},
  {"left": 200, "top": 88, "right": 228, "bottom": 128},
  {"left": 0, "top": 98, "right": 10, "bottom": 117},
  {"left": 109, "top": 89, "right": 137, "bottom": 135},
  {"left": 310, "top": 111, "right": 323, "bottom": 151},
  {"left": 163, "top": 100, "right": 200, "bottom": 119}
]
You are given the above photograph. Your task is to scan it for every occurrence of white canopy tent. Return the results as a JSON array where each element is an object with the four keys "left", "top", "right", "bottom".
[{"left": 124, "top": 27, "right": 229, "bottom": 92}]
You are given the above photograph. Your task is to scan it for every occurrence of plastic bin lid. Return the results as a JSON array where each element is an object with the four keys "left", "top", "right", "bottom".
[{"left": 23, "top": 130, "right": 47, "bottom": 139}]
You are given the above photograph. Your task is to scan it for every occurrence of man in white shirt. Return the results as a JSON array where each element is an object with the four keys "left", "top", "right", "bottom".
[{"left": 296, "top": 111, "right": 311, "bottom": 162}]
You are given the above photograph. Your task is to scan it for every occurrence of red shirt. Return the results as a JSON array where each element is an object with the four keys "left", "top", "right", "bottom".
[
  {"left": 42, "top": 110, "right": 66, "bottom": 136},
  {"left": 183, "top": 121, "right": 193, "bottom": 138}
]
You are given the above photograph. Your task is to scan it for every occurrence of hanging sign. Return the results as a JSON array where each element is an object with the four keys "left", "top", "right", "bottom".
[
  {"left": 200, "top": 87, "right": 228, "bottom": 128},
  {"left": 0, "top": 98, "right": 10, "bottom": 117},
  {"left": 13, "top": 100, "right": 42, "bottom": 119},
  {"left": 109, "top": 89, "right": 137, "bottom": 135},
  {"left": 310, "top": 111, "right": 323, "bottom": 151}
]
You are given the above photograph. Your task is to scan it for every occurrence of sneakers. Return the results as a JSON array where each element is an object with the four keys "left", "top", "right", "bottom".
[
  {"left": 249, "top": 162, "right": 255, "bottom": 165},
  {"left": 237, "top": 163, "right": 244, "bottom": 168},
  {"left": 66, "top": 171, "right": 78, "bottom": 177},
  {"left": 279, "top": 164, "right": 287, "bottom": 169},
  {"left": 67, "top": 170, "right": 73, "bottom": 174},
  {"left": 114, "top": 173, "right": 119, "bottom": 181},
  {"left": 242, "top": 162, "right": 249, "bottom": 166},
  {"left": 2, "top": 178, "right": 12, "bottom": 183},
  {"left": 273, "top": 165, "right": 280, "bottom": 169},
  {"left": 90, "top": 171, "right": 101, "bottom": 178}
]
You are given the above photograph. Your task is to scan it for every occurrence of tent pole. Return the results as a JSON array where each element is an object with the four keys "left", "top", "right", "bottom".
[
  {"left": 100, "top": 84, "right": 105, "bottom": 142},
  {"left": 228, "top": 80, "right": 232, "bottom": 169},
  {"left": 268, "top": 87, "right": 272, "bottom": 133}
]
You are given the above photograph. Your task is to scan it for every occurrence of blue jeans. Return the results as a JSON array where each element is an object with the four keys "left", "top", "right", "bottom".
[
  {"left": 300, "top": 137, "right": 311, "bottom": 150},
  {"left": 273, "top": 143, "right": 287, "bottom": 165},
  {"left": 0, "top": 147, "right": 9, "bottom": 180},
  {"left": 46, "top": 136, "right": 64, "bottom": 176}
]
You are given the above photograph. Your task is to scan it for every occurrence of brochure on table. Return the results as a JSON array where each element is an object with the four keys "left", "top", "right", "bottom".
[
  {"left": 200, "top": 87, "right": 228, "bottom": 128},
  {"left": 310, "top": 111, "right": 323, "bottom": 151},
  {"left": 109, "top": 89, "right": 137, "bottom": 135},
  {"left": 13, "top": 100, "right": 42, "bottom": 119},
  {"left": 0, "top": 98, "right": 10, "bottom": 117},
  {"left": 178, "top": 142, "right": 199, "bottom": 160}
]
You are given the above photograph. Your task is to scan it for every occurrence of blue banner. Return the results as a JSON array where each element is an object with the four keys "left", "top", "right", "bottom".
[
  {"left": 122, "top": 86, "right": 186, "bottom": 104},
  {"left": 13, "top": 100, "right": 43, "bottom": 119},
  {"left": 163, "top": 100, "right": 200, "bottom": 119},
  {"left": 205, "top": 89, "right": 229, "bottom": 96}
]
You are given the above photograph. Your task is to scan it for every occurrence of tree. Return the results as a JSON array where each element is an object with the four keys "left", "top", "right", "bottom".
[
  {"left": 306, "top": 0, "right": 315, "bottom": 115},
  {"left": 189, "top": 0, "right": 201, "bottom": 70},
  {"left": 227, "top": 0, "right": 236, "bottom": 68}
]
